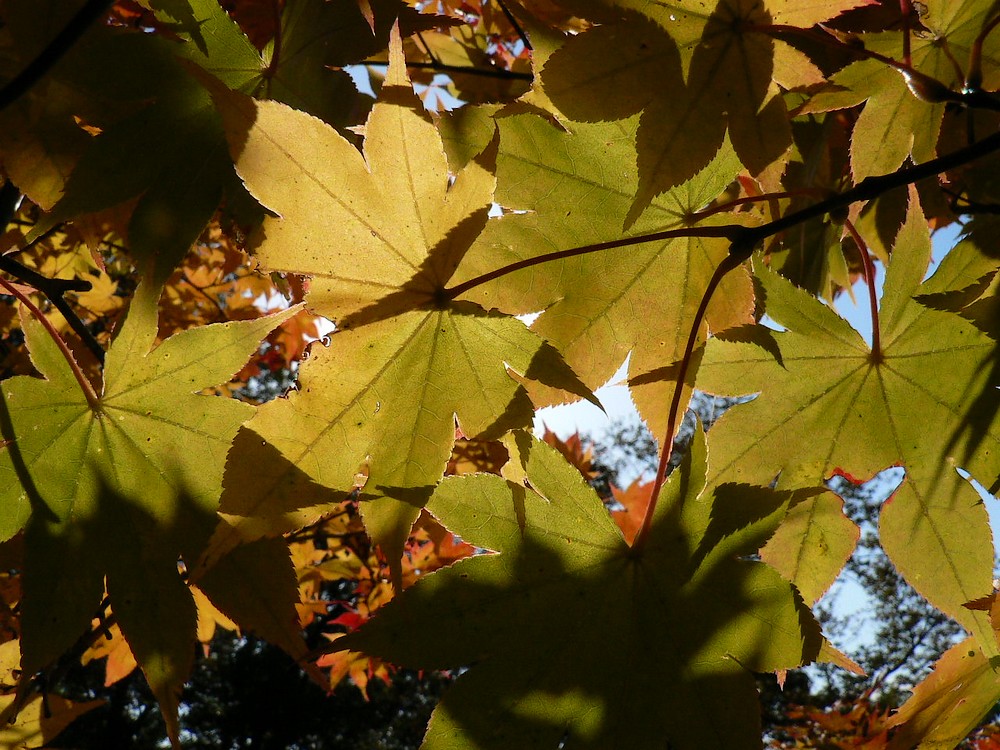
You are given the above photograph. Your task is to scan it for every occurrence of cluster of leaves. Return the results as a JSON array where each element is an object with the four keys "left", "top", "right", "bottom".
[{"left": 3, "top": 0, "right": 1000, "bottom": 747}]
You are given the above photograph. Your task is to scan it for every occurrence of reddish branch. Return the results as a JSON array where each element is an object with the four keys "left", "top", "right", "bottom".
[
  {"left": 754, "top": 22, "right": 1000, "bottom": 111},
  {"left": 0, "top": 275, "right": 100, "bottom": 409},
  {"left": 691, "top": 188, "right": 828, "bottom": 221},
  {"left": 450, "top": 126, "right": 1000, "bottom": 300},
  {"left": 631, "top": 254, "right": 744, "bottom": 551},
  {"left": 445, "top": 225, "right": 745, "bottom": 299},
  {"left": 899, "top": 0, "right": 913, "bottom": 68}
]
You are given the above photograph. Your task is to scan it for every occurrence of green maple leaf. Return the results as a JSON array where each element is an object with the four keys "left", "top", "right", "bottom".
[
  {"left": 202, "top": 35, "right": 593, "bottom": 576},
  {"left": 804, "top": 38, "right": 948, "bottom": 182},
  {"left": 340, "top": 428, "right": 822, "bottom": 750},
  {"left": 539, "top": 0, "right": 868, "bottom": 223},
  {"left": 759, "top": 491, "right": 860, "bottom": 605},
  {"left": 454, "top": 111, "right": 752, "bottom": 436},
  {"left": 698, "top": 188, "right": 1000, "bottom": 654},
  {"left": 159, "top": 0, "right": 454, "bottom": 127},
  {"left": 914, "top": 217, "right": 1000, "bottom": 340},
  {"left": 804, "top": 2, "right": 1000, "bottom": 182},
  {"left": 156, "top": 0, "right": 360, "bottom": 129},
  {"left": 6, "top": 4, "right": 239, "bottom": 284},
  {"left": 0, "top": 283, "right": 299, "bottom": 744}
]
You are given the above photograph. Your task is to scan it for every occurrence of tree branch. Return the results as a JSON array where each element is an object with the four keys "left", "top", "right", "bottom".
[
  {"left": 727, "top": 128, "right": 1000, "bottom": 266},
  {"left": 445, "top": 225, "right": 744, "bottom": 299},
  {"left": 494, "top": 0, "right": 532, "bottom": 51}
]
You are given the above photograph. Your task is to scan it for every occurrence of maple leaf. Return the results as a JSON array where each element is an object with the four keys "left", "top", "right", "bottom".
[
  {"left": 454, "top": 111, "right": 753, "bottom": 437},
  {"left": 201, "top": 31, "right": 594, "bottom": 578},
  {"left": 164, "top": 0, "right": 458, "bottom": 126},
  {"left": 0, "top": 639, "right": 103, "bottom": 748},
  {"left": 4, "top": 5, "right": 245, "bottom": 284},
  {"left": 885, "top": 636, "right": 1000, "bottom": 749},
  {"left": 610, "top": 478, "right": 653, "bottom": 546},
  {"left": 803, "top": 38, "right": 950, "bottom": 182},
  {"left": 0, "top": 282, "right": 299, "bottom": 745},
  {"left": 161, "top": 0, "right": 360, "bottom": 128},
  {"left": 0, "top": 1, "right": 96, "bottom": 209},
  {"left": 338, "top": 428, "right": 823, "bottom": 749},
  {"left": 915, "top": 216, "right": 1000, "bottom": 341},
  {"left": 759, "top": 490, "right": 860, "bottom": 605},
  {"left": 698, "top": 187, "right": 1000, "bottom": 653},
  {"left": 81, "top": 622, "right": 139, "bottom": 687},
  {"left": 539, "top": 0, "right": 871, "bottom": 223},
  {"left": 803, "top": 2, "right": 1000, "bottom": 182}
]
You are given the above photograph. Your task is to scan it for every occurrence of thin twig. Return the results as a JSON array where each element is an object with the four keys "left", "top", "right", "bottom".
[
  {"left": 415, "top": 31, "right": 442, "bottom": 68},
  {"left": 178, "top": 273, "right": 229, "bottom": 321},
  {"left": 494, "top": 0, "right": 532, "bottom": 51},
  {"left": 0, "top": 600, "right": 117, "bottom": 728},
  {"left": 0, "top": 254, "right": 105, "bottom": 365},
  {"left": 0, "top": 0, "right": 114, "bottom": 112},
  {"left": 0, "top": 186, "right": 105, "bottom": 364},
  {"left": 692, "top": 188, "right": 828, "bottom": 221},
  {"left": 366, "top": 59, "right": 532, "bottom": 82},
  {"left": 966, "top": 12, "right": 1000, "bottom": 91}
]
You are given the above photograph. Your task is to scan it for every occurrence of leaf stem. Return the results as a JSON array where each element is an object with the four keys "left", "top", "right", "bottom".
[
  {"left": 446, "top": 113, "right": 1000, "bottom": 552},
  {"left": 691, "top": 188, "right": 828, "bottom": 221},
  {"left": 264, "top": 0, "right": 282, "bottom": 81},
  {"left": 0, "top": 276, "right": 100, "bottom": 409},
  {"left": 632, "top": 254, "right": 743, "bottom": 552},
  {"left": 899, "top": 0, "right": 913, "bottom": 68},
  {"left": 844, "top": 219, "right": 882, "bottom": 363},
  {"left": 967, "top": 12, "right": 1000, "bottom": 91}
]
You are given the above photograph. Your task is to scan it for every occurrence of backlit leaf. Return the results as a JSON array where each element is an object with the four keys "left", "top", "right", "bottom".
[
  {"left": 340, "top": 428, "right": 823, "bottom": 749},
  {"left": 0, "top": 282, "right": 296, "bottom": 743},
  {"left": 204, "top": 32, "right": 593, "bottom": 575},
  {"left": 455, "top": 111, "right": 752, "bottom": 436},
  {"left": 699, "top": 188, "right": 1000, "bottom": 652},
  {"left": 760, "top": 491, "right": 860, "bottom": 605},
  {"left": 886, "top": 637, "right": 1000, "bottom": 749}
]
